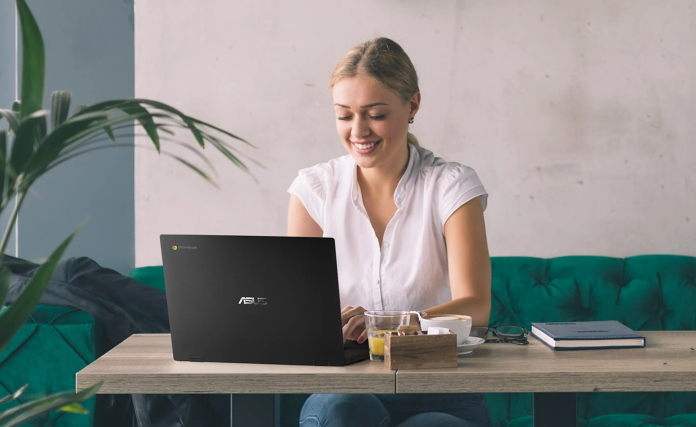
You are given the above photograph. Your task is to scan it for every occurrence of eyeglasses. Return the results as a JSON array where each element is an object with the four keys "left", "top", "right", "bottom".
[{"left": 484, "top": 325, "right": 529, "bottom": 345}]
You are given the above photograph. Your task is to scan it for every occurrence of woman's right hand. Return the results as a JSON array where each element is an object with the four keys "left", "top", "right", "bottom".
[{"left": 341, "top": 306, "right": 367, "bottom": 343}]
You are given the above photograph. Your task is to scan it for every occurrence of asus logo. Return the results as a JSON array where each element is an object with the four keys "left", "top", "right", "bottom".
[{"left": 238, "top": 297, "right": 268, "bottom": 305}]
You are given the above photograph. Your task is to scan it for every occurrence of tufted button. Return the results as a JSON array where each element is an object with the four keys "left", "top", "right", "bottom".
[
  {"left": 579, "top": 307, "right": 595, "bottom": 318},
  {"left": 534, "top": 275, "right": 549, "bottom": 287}
]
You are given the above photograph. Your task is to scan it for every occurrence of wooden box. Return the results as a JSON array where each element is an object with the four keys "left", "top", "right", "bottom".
[{"left": 384, "top": 331, "right": 458, "bottom": 370}]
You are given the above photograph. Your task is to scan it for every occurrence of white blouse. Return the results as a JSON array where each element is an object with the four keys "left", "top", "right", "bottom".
[{"left": 288, "top": 144, "right": 488, "bottom": 312}]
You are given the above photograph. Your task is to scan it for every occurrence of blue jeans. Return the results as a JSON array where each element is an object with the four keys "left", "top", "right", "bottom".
[{"left": 299, "top": 393, "right": 491, "bottom": 427}]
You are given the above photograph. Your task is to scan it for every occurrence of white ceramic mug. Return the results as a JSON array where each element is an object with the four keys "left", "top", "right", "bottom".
[{"left": 419, "top": 314, "right": 472, "bottom": 345}]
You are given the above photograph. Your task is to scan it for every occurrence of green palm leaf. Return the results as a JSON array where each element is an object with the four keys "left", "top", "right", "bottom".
[
  {"left": 21, "top": 111, "right": 113, "bottom": 178},
  {"left": 0, "top": 231, "right": 76, "bottom": 354},
  {"left": 19, "top": 112, "right": 171, "bottom": 189},
  {"left": 0, "top": 267, "right": 9, "bottom": 309},
  {"left": 50, "top": 91, "right": 71, "bottom": 128},
  {"left": 0, "top": 109, "right": 20, "bottom": 134},
  {"left": 8, "top": 112, "right": 44, "bottom": 174},
  {"left": 112, "top": 102, "right": 161, "bottom": 151},
  {"left": 8, "top": 111, "right": 49, "bottom": 179},
  {"left": 16, "top": 0, "right": 44, "bottom": 120},
  {"left": 0, "top": 385, "right": 28, "bottom": 405},
  {"left": 0, "top": 382, "right": 102, "bottom": 427},
  {"left": 11, "top": 101, "right": 253, "bottom": 191},
  {"left": 56, "top": 402, "right": 90, "bottom": 415}
]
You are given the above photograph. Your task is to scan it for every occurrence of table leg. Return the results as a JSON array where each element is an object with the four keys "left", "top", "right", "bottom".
[
  {"left": 533, "top": 392, "right": 576, "bottom": 427},
  {"left": 230, "top": 394, "right": 278, "bottom": 427}
]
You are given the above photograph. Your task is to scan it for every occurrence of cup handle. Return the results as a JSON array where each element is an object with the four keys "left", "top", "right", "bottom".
[{"left": 409, "top": 311, "right": 426, "bottom": 329}]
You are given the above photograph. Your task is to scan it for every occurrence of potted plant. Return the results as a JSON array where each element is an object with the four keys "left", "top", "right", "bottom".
[{"left": 0, "top": 0, "right": 251, "bottom": 425}]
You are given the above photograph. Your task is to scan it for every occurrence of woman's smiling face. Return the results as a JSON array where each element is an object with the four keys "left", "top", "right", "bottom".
[{"left": 332, "top": 74, "right": 419, "bottom": 172}]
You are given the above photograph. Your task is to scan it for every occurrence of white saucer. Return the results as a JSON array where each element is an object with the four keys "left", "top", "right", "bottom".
[{"left": 457, "top": 337, "right": 485, "bottom": 355}]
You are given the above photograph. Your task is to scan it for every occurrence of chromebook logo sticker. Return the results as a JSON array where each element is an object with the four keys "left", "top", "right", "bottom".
[{"left": 171, "top": 245, "right": 197, "bottom": 250}]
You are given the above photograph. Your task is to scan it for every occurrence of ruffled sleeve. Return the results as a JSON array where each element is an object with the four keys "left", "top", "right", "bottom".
[
  {"left": 287, "top": 167, "right": 326, "bottom": 229},
  {"left": 438, "top": 163, "right": 488, "bottom": 226}
]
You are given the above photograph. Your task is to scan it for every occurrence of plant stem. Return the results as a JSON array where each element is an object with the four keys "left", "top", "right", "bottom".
[{"left": 1, "top": 193, "right": 26, "bottom": 256}]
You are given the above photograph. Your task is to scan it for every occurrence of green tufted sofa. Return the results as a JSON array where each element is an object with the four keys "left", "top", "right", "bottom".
[
  {"left": 484, "top": 255, "right": 696, "bottom": 427},
  {"left": 0, "top": 305, "right": 97, "bottom": 427},
  {"left": 2, "top": 255, "right": 695, "bottom": 426}
]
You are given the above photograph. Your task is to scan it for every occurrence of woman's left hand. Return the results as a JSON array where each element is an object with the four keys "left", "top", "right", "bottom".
[{"left": 341, "top": 306, "right": 367, "bottom": 343}]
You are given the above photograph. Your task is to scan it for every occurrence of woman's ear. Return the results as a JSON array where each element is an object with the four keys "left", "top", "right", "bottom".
[{"left": 409, "top": 92, "right": 421, "bottom": 117}]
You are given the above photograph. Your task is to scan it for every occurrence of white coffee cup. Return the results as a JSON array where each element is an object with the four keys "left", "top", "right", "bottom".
[{"left": 419, "top": 314, "right": 472, "bottom": 345}]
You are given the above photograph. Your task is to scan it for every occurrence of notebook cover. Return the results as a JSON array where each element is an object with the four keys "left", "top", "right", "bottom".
[{"left": 530, "top": 320, "right": 646, "bottom": 350}]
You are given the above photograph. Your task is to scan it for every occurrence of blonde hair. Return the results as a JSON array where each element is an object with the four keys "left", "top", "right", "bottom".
[{"left": 330, "top": 37, "right": 420, "bottom": 147}]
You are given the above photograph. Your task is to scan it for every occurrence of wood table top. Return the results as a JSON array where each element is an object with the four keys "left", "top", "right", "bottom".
[
  {"left": 77, "top": 331, "right": 696, "bottom": 395},
  {"left": 76, "top": 334, "right": 395, "bottom": 394},
  {"left": 396, "top": 330, "right": 696, "bottom": 393}
]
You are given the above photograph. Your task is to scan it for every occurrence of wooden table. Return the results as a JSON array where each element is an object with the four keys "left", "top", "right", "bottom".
[
  {"left": 76, "top": 331, "right": 696, "bottom": 427},
  {"left": 76, "top": 334, "right": 394, "bottom": 425},
  {"left": 398, "top": 330, "right": 696, "bottom": 426}
]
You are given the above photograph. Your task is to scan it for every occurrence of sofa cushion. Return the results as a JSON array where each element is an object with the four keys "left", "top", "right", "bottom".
[
  {"left": 485, "top": 392, "right": 532, "bottom": 427},
  {"left": 586, "top": 413, "right": 696, "bottom": 427},
  {"left": 488, "top": 413, "right": 696, "bottom": 427},
  {"left": 129, "top": 265, "right": 166, "bottom": 291},
  {"left": 0, "top": 304, "right": 97, "bottom": 427}
]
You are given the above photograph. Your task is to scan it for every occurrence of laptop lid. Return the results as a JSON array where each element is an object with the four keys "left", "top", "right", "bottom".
[{"left": 160, "top": 234, "right": 367, "bottom": 366}]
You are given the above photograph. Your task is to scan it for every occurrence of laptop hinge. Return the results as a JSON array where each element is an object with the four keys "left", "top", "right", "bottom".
[
  {"left": 189, "top": 356, "right": 204, "bottom": 362},
  {"left": 314, "top": 360, "right": 329, "bottom": 366}
]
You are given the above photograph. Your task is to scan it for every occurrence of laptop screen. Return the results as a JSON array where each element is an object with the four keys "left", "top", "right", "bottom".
[{"left": 160, "top": 234, "right": 364, "bottom": 366}]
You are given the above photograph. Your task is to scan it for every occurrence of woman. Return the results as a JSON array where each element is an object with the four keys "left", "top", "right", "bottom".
[{"left": 288, "top": 37, "right": 492, "bottom": 427}]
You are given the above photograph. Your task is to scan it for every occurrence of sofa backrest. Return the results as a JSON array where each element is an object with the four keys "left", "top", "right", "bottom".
[
  {"left": 489, "top": 255, "right": 696, "bottom": 331},
  {"left": 130, "top": 265, "right": 166, "bottom": 292},
  {"left": 131, "top": 255, "right": 696, "bottom": 332}
]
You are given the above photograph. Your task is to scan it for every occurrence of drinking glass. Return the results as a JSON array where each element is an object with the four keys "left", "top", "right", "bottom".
[{"left": 364, "top": 311, "right": 412, "bottom": 361}]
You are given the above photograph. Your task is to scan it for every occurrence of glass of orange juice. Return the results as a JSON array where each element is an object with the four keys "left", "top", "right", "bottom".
[{"left": 364, "top": 311, "right": 412, "bottom": 361}]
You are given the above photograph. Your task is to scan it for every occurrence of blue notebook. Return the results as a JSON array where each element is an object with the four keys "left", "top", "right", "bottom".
[{"left": 530, "top": 320, "right": 646, "bottom": 350}]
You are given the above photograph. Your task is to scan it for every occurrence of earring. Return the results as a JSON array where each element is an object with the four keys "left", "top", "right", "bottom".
[{"left": 408, "top": 118, "right": 414, "bottom": 124}]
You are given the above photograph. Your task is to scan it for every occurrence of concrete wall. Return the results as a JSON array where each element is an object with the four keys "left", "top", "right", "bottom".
[
  {"left": 135, "top": 0, "right": 696, "bottom": 266},
  {"left": 2, "top": 0, "right": 135, "bottom": 275}
]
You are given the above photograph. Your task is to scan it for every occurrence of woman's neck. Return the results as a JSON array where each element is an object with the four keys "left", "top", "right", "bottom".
[{"left": 357, "top": 145, "right": 410, "bottom": 199}]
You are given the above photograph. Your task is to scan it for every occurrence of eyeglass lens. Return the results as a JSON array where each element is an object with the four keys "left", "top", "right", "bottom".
[
  {"left": 493, "top": 325, "right": 527, "bottom": 338},
  {"left": 484, "top": 325, "right": 529, "bottom": 345}
]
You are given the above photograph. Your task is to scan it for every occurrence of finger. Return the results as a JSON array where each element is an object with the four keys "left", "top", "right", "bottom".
[
  {"left": 343, "top": 324, "right": 366, "bottom": 342},
  {"left": 342, "top": 313, "right": 366, "bottom": 341},
  {"left": 341, "top": 305, "right": 366, "bottom": 325},
  {"left": 357, "top": 329, "right": 368, "bottom": 344}
]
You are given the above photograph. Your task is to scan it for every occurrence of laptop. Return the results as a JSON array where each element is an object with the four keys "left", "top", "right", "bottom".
[{"left": 159, "top": 234, "right": 369, "bottom": 366}]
